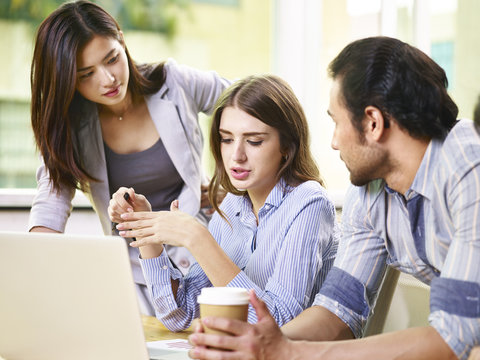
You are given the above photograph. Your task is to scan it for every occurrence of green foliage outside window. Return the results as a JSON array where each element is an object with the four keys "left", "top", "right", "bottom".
[
  {"left": 0, "top": 0, "right": 191, "bottom": 189},
  {"left": 0, "top": 0, "right": 190, "bottom": 38}
]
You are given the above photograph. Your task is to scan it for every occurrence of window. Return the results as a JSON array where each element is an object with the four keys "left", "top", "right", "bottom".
[
  {"left": 431, "top": 41, "right": 455, "bottom": 89},
  {"left": 0, "top": 100, "right": 37, "bottom": 188}
]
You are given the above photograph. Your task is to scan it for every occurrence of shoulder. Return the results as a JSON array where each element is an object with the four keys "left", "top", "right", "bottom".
[
  {"left": 218, "top": 192, "right": 244, "bottom": 214},
  {"left": 288, "top": 180, "right": 330, "bottom": 201},
  {"left": 283, "top": 180, "right": 335, "bottom": 215},
  {"left": 163, "top": 59, "right": 189, "bottom": 88},
  {"left": 163, "top": 58, "right": 214, "bottom": 88},
  {"left": 441, "top": 119, "right": 480, "bottom": 167}
]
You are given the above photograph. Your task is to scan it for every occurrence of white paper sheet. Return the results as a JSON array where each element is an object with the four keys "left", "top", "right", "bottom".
[{"left": 147, "top": 339, "right": 192, "bottom": 360}]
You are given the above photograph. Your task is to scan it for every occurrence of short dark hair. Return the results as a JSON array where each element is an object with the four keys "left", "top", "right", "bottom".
[
  {"left": 474, "top": 94, "right": 480, "bottom": 125},
  {"left": 328, "top": 36, "right": 458, "bottom": 139}
]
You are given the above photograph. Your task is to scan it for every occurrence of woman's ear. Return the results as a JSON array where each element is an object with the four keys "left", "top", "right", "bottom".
[
  {"left": 364, "top": 105, "right": 387, "bottom": 142},
  {"left": 282, "top": 146, "right": 293, "bottom": 162}
]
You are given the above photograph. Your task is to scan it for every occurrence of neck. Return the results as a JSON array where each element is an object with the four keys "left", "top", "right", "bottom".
[
  {"left": 384, "top": 132, "right": 430, "bottom": 195},
  {"left": 247, "top": 184, "right": 276, "bottom": 223},
  {"left": 100, "top": 92, "right": 134, "bottom": 120}
]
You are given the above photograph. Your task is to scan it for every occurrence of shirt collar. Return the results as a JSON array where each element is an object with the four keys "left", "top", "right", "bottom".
[
  {"left": 408, "top": 138, "right": 442, "bottom": 201},
  {"left": 384, "top": 138, "right": 441, "bottom": 201},
  {"left": 237, "top": 178, "right": 290, "bottom": 218}
]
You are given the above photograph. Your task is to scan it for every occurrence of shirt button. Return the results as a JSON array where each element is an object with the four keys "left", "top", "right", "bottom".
[
  {"left": 179, "top": 258, "right": 190, "bottom": 268},
  {"left": 162, "top": 265, "right": 168, "bottom": 270}
]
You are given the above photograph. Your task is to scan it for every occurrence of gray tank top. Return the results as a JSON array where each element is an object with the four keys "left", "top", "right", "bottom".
[{"left": 104, "top": 138, "right": 184, "bottom": 211}]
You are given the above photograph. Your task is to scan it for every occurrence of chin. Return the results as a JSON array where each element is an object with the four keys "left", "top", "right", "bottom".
[{"left": 349, "top": 174, "right": 372, "bottom": 187}]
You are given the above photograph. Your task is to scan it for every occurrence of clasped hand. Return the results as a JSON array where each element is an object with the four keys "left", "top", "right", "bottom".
[{"left": 108, "top": 187, "right": 206, "bottom": 250}]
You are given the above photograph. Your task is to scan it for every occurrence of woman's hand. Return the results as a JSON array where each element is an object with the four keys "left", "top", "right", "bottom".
[
  {"left": 117, "top": 200, "right": 210, "bottom": 250},
  {"left": 108, "top": 187, "right": 151, "bottom": 223}
]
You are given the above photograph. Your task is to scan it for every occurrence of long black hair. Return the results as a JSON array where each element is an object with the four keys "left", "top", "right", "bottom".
[{"left": 31, "top": 0, "right": 166, "bottom": 191}]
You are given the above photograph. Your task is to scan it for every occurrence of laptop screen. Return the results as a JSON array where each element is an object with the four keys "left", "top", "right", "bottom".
[{"left": 0, "top": 231, "right": 150, "bottom": 360}]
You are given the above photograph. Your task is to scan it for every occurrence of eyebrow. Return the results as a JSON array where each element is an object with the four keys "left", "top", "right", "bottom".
[
  {"left": 77, "top": 49, "right": 116, "bottom": 72},
  {"left": 219, "top": 129, "right": 269, "bottom": 136}
]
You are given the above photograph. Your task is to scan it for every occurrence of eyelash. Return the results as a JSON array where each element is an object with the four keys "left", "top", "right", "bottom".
[
  {"left": 108, "top": 55, "right": 119, "bottom": 64},
  {"left": 80, "top": 72, "right": 93, "bottom": 80},
  {"left": 78, "top": 55, "right": 119, "bottom": 80},
  {"left": 220, "top": 138, "right": 263, "bottom": 146}
]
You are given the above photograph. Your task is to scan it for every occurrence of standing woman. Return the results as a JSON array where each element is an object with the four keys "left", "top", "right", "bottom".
[
  {"left": 28, "top": 0, "right": 230, "bottom": 315},
  {"left": 110, "top": 75, "right": 338, "bottom": 331}
]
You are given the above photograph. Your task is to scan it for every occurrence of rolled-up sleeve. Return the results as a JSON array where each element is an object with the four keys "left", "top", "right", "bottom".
[
  {"left": 435, "top": 147, "right": 480, "bottom": 359},
  {"left": 28, "top": 160, "right": 75, "bottom": 232},
  {"left": 429, "top": 277, "right": 480, "bottom": 359},
  {"left": 314, "top": 182, "right": 388, "bottom": 338}
]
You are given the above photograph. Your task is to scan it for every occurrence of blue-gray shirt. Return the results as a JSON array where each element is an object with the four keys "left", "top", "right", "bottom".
[
  {"left": 140, "top": 179, "right": 338, "bottom": 331},
  {"left": 314, "top": 119, "right": 480, "bottom": 359}
]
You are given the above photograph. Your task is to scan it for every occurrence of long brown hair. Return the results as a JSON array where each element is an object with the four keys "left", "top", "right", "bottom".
[
  {"left": 31, "top": 0, "right": 166, "bottom": 192},
  {"left": 208, "top": 75, "right": 324, "bottom": 217}
]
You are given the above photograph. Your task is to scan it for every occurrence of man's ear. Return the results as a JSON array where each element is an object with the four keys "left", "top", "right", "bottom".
[{"left": 364, "top": 105, "right": 387, "bottom": 142}]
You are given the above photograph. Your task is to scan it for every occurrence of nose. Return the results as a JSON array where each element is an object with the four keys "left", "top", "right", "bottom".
[
  {"left": 101, "top": 67, "right": 115, "bottom": 86},
  {"left": 232, "top": 141, "right": 246, "bottom": 162},
  {"left": 331, "top": 132, "right": 338, "bottom": 151}
]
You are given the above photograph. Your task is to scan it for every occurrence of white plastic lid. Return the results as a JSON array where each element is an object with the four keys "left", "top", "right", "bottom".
[{"left": 197, "top": 287, "right": 249, "bottom": 305}]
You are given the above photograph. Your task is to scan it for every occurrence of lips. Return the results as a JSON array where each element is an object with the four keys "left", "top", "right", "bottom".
[
  {"left": 230, "top": 167, "right": 250, "bottom": 180},
  {"left": 104, "top": 86, "right": 120, "bottom": 97}
]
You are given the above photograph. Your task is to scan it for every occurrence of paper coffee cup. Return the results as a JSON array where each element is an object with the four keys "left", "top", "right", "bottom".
[{"left": 197, "top": 287, "right": 249, "bottom": 335}]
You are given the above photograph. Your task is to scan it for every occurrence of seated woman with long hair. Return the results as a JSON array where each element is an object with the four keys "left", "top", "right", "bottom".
[{"left": 109, "top": 75, "right": 338, "bottom": 330}]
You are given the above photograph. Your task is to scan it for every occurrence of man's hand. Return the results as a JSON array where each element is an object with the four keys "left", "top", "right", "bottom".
[{"left": 188, "top": 290, "right": 292, "bottom": 360}]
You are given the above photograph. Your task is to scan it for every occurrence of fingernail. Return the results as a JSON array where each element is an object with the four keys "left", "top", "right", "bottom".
[
  {"left": 191, "top": 347, "right": 199, "bottom": 357},
  {"left": 121, "top": 213, "right": 128, "bottom": 219},
  {"left": 119, "top": 231, "right": 126, "bottom": 236}
]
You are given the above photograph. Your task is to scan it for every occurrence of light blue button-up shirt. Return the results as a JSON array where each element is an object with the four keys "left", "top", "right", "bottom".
[
  {"left": 140, "top": 179, "right": 338, "bottom": 331},
  {"left": 314, "top": 119, "right": 480, "bottom": 359}
]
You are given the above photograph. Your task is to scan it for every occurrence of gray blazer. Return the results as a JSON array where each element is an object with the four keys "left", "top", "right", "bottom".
[{"left": 29, "top": 59, "right": 230, "bottom": 272}]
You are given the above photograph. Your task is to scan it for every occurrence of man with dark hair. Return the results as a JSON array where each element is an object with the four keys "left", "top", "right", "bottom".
[
  {"left": 188, "top": 36, "right": 480, "bottom": 360},
  {"left": 474, "top": 94, "right": 480, "bottom": 125}
]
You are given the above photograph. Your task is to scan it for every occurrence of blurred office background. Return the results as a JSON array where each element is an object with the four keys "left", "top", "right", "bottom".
[{"left": 0, "top": 0, "right": 477, "bottom": 334}]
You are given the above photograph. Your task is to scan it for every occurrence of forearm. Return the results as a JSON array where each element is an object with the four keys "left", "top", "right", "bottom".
[
  {"left": 30, "top": 226, "right": 61, "bottom": 233},
  {"left": 138, "top": 243, "right": 165, "bottom": 259},
  {"left": 281, "top": 306, "right": 354, "bottom": 341},
  {"left": 287, "top": 326, "right": 456, "bottom": 360},
  {"left": 186, "top": 226, "right": 240, "bottom": 286}
]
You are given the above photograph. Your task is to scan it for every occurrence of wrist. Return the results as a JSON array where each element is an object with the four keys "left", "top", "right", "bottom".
[
  {"left": 281, "top": 338, "right": 298, "bottom": 360},
  {"left": 138, "top": 243, "right": 164, "bottom": 259},
  {"left": 185, "top": 222, "right": 211, "bottom": 251}
]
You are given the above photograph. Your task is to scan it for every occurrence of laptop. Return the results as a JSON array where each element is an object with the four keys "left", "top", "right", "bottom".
[{"left": 0, "top": 231, "right": 189, "bottom": 360}]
